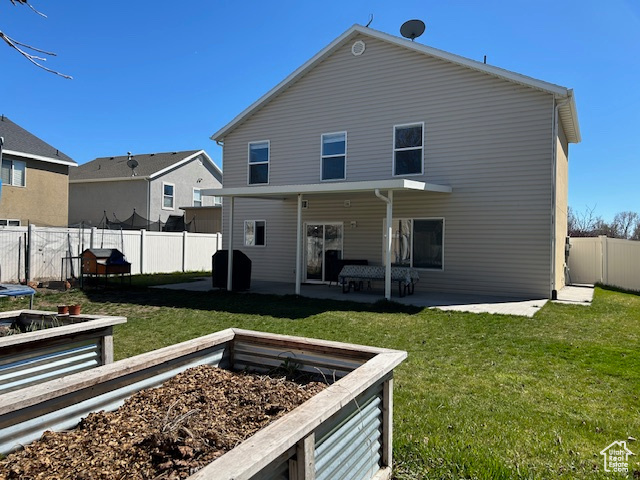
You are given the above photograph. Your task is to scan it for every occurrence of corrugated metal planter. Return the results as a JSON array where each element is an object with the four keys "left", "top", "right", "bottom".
[
  {"left": 0, "top": 309, "right": 127, "bottom": 394},
  {"left": 0, "top": 328, "right": 406, "bottom": 480}
]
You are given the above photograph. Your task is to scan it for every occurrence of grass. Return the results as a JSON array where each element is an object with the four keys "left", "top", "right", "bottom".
[{"left": 2, "top": 278, "right": 638, "bottom": 479}]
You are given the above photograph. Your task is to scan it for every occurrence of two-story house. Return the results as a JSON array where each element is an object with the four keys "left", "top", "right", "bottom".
[
  {"left": 0, "top": 116, "right": 77, "bottom": 226},
  {"left": 69, "top": 150, "right": 222, "bottom": 230},
  {"left": 204, "top": 24, "right": 580, "bottom": 300}
]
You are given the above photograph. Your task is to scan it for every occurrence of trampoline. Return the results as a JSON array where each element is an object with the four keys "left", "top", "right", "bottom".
[{"left": 0, "top": 284, "right": 35, "bottom": 308}]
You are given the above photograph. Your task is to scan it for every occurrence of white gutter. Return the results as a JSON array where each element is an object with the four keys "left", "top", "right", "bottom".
[
  {"left": 201, "top": 179, "right": 452, "bottom": 198},
  {"left": 3, "top": 149, "right": 77, "bottom": 167},
  {"left": 550, "top": 96, "right": 570, "bottom": 299}
]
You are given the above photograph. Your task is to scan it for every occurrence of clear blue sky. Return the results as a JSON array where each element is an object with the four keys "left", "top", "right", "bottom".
[{"left": 2, "top": 0, "right": 638, "bottom": 221}]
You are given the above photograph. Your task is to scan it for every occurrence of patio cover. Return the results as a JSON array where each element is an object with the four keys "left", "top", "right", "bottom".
[{"left": 202, "top": 179, "right": 452, "bottom": 300}]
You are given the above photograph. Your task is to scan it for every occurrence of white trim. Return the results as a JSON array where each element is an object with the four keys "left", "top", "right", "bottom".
[
  {"left": 384, "top": 217, "right": 445, "bottom": 271},
  {"left": 244, "top": 219, "right": 267, "bottom": 247},
  {"left": 247, "top": 140, "right": 270, "bottom": 186},
  {"left": 2, "top": 149, "right": 77, "bottom": 167},
  {"left": 201, "top": 179, "right": 452, "bottom": 198},
  {"left": 320, "top": 131, "right": 347, "bottom": 182},
  {"left": 162, "top": 182, "right": 175, "bottom": 210},
  {"left": 149, "top": 150, "right": 222, "bottom": 180},
  {"left": 392, "top": 122, "right": 424, "bottom": 177},
  {"left": 211, "top": 24, "right": 580, "bottom": 144},
  {"left": 192, "top": 187, "right": 202, "bottom": 207}
]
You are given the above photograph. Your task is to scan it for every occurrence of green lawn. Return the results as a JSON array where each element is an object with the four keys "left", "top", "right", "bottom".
[{"left": 2, "top": 277, "right": 638, "bottom": 479}]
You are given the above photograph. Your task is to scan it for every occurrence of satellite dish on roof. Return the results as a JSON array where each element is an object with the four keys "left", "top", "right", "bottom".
[
  {"left": 126, "top": 152, "right": 138, "bottom": 176},
  {"left": 400, "top": 19, "right": 425, "bottom": 41}
]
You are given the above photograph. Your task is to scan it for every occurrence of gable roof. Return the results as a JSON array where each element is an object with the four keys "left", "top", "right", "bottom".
[
  {"left": 70, "top": 150, "right": 222, "bottom": 183},
  {"left": 211, "top": 24, "right": 580, "bottom": 144},
  {"left": 0, "top": 115, "right": 77, "bottom": 166}
]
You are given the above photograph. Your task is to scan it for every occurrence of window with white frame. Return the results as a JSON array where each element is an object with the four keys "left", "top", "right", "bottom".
[
  {"left": 213, "top": 196, "right": 222, "bottom": 206},
  {"left": 248, "top": 141, "right": 269, "bottom": 185},
  {"left": 193, "top": 188, "right": 202, "bottom": 207},
  {"left": 387, "top": 218, "right": 443, "bottom": 270},
  {"left": 162, "top": 182, "right": 175, "bottom": 209},
  {"left": 244, "top": 220, "right": 266, "bottom": 246},
  {"left": 0, "top": 219, "right": 21, "bottom": 226},
  {"left": 321, "top": 132, "right": 346, "bottom": 181},
  {"left": 393, "top": 123, "right": 424, "bottom": 176},
  {"left": 1, "top": 159, "right": 26, "bottom": 187}
]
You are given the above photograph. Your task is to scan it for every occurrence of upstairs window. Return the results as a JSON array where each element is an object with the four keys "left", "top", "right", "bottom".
[
  {"left": 163, "top": 182, "right": 175, "bottom": 210},
  {"left": 248, "top": 141, "right": 269, "bottom": 185},
  {"left": 213, "top": 196, "right": 222, "bottom": 206},
  {"left": 1, "top": 159, "right": 26, "bottom": 187},
  {"left": 193, "top": 188, "right": 202, "bottom": 207},
  {"left": 393, "top": 123, "right": 423, "bottom": 176},
  {"left": 321, "top": 132, "right": 346, "bottom": 181},
  {"left": 244, "top": 220, "right": 266, "bottom": 246}
]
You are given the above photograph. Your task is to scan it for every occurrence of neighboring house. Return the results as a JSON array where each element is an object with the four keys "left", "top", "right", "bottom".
[
  {"left": 205, "top": 24, "right": 580, "bottom": 299},
  {"left": 0, "top": 115, "right": 77, "bottom": 226},
  {"left": 69, "top": 150, "right": 222, "bottom": 230}
]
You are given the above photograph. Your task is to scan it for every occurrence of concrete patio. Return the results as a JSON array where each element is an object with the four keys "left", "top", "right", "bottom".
[{"left": 153, "top": 278, "right": 594, "bottom": 317}]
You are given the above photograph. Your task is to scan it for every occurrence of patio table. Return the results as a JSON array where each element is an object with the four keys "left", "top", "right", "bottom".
[
  {"left": 0, "top": 284, "right": 35, "bottom": 308},
  {"left": 338, "top": 265, "right": 419, "bottom": 297}
]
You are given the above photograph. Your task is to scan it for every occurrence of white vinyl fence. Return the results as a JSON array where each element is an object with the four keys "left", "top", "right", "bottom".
[
  {"left": 568, "top": 236, "right": 640, "bottom": 292},
  {"left": 0, "top": 225, "right": 221, "bottom": 283}
]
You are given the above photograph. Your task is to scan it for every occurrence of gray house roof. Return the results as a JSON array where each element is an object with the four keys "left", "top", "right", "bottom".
[
  {"left": 212, "top": 24, "right": 580, "bottom": 144},
  {"left": 70, "top": 150, "right": 221, "bottom": 182},
  {"left": 0, "top": 115, "right": 77, "bottom": 166}
]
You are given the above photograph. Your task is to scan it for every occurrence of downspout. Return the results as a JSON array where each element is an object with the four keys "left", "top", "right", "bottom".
[
  {"left": 550, "top": 95, "right": 570, "bottom": 300},
  {"left": 375, "top": 188, "right": 393, "bottom": 301},
  {"left": 146, "top": 178, "right": 151, "bottom": 228}
]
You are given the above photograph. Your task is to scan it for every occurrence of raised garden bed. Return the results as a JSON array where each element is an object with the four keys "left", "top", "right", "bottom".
[
  {"left": 0, "top": 310, "right": 127, "bottom": 394},
  {"left": 0, "top": 329, "right": 406, "bottom": 480}
]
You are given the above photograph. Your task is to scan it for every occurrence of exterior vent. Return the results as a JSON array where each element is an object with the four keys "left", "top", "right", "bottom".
[
  {"left": 351, "top": 40, "right": 366, "bottom": 56},
  {"left": 302, "top": 200, "right": 309, "bottom": 209}
]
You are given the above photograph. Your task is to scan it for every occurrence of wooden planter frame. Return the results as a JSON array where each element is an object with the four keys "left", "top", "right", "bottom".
[
  {"left": 0, "top": 310, "right": 127, "bottom": 394},
  {"left": 0, "top": 329, "right": 406, "bottom": 480}
]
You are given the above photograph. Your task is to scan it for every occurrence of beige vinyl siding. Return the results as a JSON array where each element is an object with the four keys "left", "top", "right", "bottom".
[
  {"left": 0, "top": 156, "right": 69, "bottom": 227},
  {"left": 555, "top": 122, "right": 569, "bottom": 291},
  {"left": 221, "top": 35, "right": 555, "bottom": 297}
]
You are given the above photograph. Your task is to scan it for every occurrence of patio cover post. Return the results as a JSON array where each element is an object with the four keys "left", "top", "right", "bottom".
[
  {"left": 295, "top": 194, "right": 302, "bottom": 295},
  {"left": 227, "top": 196, "right": 234, "bottom": 291},
  {"left": 385, "top": 190, "right": 393, "bottom": 300}
]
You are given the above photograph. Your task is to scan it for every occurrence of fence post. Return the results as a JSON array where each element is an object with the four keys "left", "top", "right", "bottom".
[
  {"left": 90, "top": 227, "right": 97, "bottom": 249},
  {"left": 601, "top": 236, "right": 609, "bottom": 286},
  {"left": 140, "top": 229, "right": 146, "bottom": 275},
  {"left": 26, "top": 223, "right": 33, "bottom": 283},
  {"left": 182, "top": 231, "right": 188, "bottom": 272}
]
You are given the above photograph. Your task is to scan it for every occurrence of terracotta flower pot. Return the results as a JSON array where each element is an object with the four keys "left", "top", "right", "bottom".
[
  {"left": 69, "top": 304, "right": 81, "bottom": 315},
  {"left": 57, "top": 305, "right": 69, "bottom": 315}
]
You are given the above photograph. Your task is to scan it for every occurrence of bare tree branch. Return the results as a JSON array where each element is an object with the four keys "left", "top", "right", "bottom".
[
  {"left": 2, "top": 0, "right": 71, "bottom": 78},
  {"left": 0, "top": 30, "right": 72, "bottom": 79}
]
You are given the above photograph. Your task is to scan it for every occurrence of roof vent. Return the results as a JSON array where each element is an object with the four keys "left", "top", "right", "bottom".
[{"left": 351, "top": 40, "right": 366, "bottom": 56}]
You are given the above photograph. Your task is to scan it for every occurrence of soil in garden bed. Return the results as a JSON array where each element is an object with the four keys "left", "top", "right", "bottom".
[{"left": 0, "top": 365, "right": 327, "bottom": 480}]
